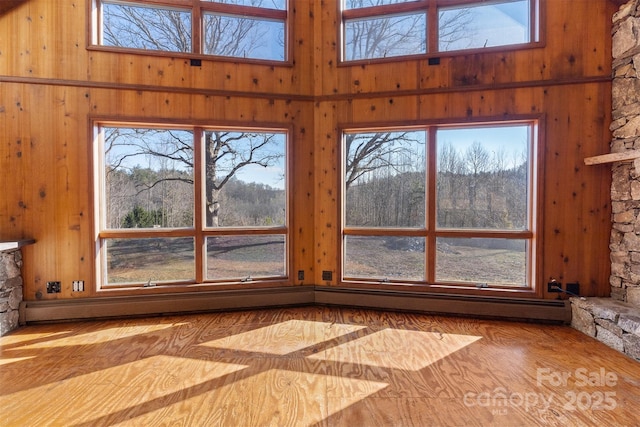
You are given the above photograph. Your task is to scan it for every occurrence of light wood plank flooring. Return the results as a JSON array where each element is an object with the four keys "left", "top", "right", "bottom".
[{"left": 1, "top": 306, "right": 640, "bottom": 426}]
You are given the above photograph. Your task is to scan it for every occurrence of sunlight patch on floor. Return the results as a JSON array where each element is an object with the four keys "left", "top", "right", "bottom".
[
  {"left": 11, "top": 323, "right": 186, "bottom": 349},
  {"left": 309, "top": 329, "right": 482, "bottom": 371},
  {"left": 113, "top": 369, "right": 388, "bottom": 426},
  {"left": 0, "top": 355, "right": 247, "bottom": 426},
  {"left": 0, "top": 331, "right": 72, "bottom": 346},
  {"left": 201, "top": 320, "right": 366, "bottom": 355},
  {"left": 0, "top": 356, "right": 35, "bottom": 366}
]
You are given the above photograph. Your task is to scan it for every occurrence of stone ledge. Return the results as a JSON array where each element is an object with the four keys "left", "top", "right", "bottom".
[
  {"left": 0, "top": 239, "right": 34, "bottom": 252},
  {"left": 570, "top": 297, "right": 640, "bottom": 362}
]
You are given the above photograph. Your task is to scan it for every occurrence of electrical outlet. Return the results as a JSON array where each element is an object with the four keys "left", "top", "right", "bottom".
[
  {"left": 46, "top": 281, "right": 61, "bottom": 293},
  {"left": 547, "top": 280, "right": 561, "bottom": 293},
  {"left": 72, "top": 280, "right": 85, "bottom": 292},
  {"left": 297, "top": 270, "right": 304, "bottom": 280},
  {"left": 566, "top": 282, "right": 580, "bottom": 296}
]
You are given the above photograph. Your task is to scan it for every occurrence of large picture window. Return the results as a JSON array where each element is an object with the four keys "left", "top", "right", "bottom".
[
  {"left": 93, "top": 0, "right": 288, "bottom": 61},
  {"left": 342, "top": 121, "right": 538, "bottom": 289},
  {"left": 342, "top": 0, "right": 539, "bottom": 62},
  {"left": 95, "top": 123, "right": 288, "bottom": 288}
]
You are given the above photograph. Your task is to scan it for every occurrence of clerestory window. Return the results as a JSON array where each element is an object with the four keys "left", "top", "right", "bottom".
[
  {"left": 93, "top": 0, "right": 288, "bottom": 62},
  {"left": 342, "top": 0, "right": 539, "bottom": 62}
]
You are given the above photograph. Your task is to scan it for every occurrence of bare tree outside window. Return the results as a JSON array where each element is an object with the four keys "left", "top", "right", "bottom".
[
  {"left": 104, "top": 128, "right": 194, "bottom": 230},
  {"left": 343, "top": 0, "right": 533, "bottom": 61},
  {"left": 439, "top": 0, "right": 530, "bottom": 52},
  {"left": 102, "top": 3, "right": 192, "bottom": 52},
  {"left": 203, "top": 14, "right": 285, "bottom": 60},
  {"left": 436, "top": 126, "right": 529, "bottom": 230},
  {"left": 103, "top": 127, "right": 285, "bottom": 230},
  {"left": 342, "top": 0, "right": 472, "bottom": 61},
  {"left": 344, "top": 131, "right": 426, "bottom": 228},
  {"left": 101, "top": 126, "right": 286, "bottom": 285},
  {"left": 204, "top": 131, "right": 285, "bottom": 227},
  {"left": 342, "top": 1, "right": 423, "bottom": 61},
  {"left": 344, "top": 0, "right": 412, "bottom": 8},
  {"left": 345, "top": 12, "right": 427, "bottom": 61},
  {"left": 100, "top": 0, "right": 286, "bottom": 60},
  {"left": 205, "top": 0, "right": 286, "bottom": 10},
  {"left": 437, "top": 7, "right": 475, "bottom": 51},
  {"left": 343, "top": 124, "right": 533, "bottom": 287}
]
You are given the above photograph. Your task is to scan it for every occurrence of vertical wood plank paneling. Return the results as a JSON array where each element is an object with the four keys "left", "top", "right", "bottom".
[
  {"left": 4, "top": 1, "right": 34, "bottom": 78},
  {"left": 315, "top": 0, "right": 339, "bottom": 97},
  {"left": 289, "top": 105, "right": 316, "bottom": 285},
  {"left": 547, "top": 2, "right": 585, "bottom": 79},
  {"left": 342, "top": 95, "right": 420, "bottom": 124},
  {"left": 0, "top": 0, "right": 617, "bottom": 301},
  {"left": 591, "top": 78, "right": 615, "bottom": 296},
  {"left": 314, "top": 101, "right": 339, "bottom": 285},
  {"left": 0, "top": 84, "right": 28, "bottom": 240},
  {"left": 25, "top": 84, "right": 58, "bottom": 297},
  {"left": 540, "top": 83, "right": 612, "bottom": 297},
  {"left": 418, "top": 57, "right": 452, "bottom": 91}
]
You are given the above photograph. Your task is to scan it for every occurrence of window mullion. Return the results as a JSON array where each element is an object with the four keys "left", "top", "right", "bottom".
[
  {"left": 192, "top": 3, "right": 202, "bottom": 55},
  {"left": 427, "top": 0, "right": 438, "bottom": 53},
  {"left": 194, "top": 128, "right": 204, "bottom": 283},
  {"left": 532, "top": 0, "right": 541, "bottom": 42},
  {"left": 426, "top": 126, "right": 437, "bottom": 284}
]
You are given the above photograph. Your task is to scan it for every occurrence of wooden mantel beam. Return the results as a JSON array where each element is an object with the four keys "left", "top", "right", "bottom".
[{"left": 584, "top": 150, "right": 640, "bottom": 165}]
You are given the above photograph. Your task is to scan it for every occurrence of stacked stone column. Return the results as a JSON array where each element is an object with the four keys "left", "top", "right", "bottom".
[
  {"left": 610, "top": 0, "right": 640, "bottom": 308},
  {"left": 0, "top": 249, "right": 23, "bottom": 336}
]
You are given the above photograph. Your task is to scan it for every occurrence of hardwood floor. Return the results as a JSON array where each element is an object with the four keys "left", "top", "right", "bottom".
[{"left": 1, "top": 306, "right": 640, "bottom": 426}]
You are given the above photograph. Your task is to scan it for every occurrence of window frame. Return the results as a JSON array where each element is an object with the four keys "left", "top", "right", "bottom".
[
  {"left": 92, "top": 119, "right": 291, "bottom": 290},
  {"left": 90, "top": 0, "right": 291, "bottom": 65},
  {"left": 340, "top": 0, "right": 542, "bottom": 64},
  {"left": 340, "top": 117, "right": 542, "bottom": 295}
]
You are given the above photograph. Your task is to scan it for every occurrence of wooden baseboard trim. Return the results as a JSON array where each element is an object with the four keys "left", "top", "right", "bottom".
[{"left": 19, "top": 286, "right": 571, "bottom": 324}]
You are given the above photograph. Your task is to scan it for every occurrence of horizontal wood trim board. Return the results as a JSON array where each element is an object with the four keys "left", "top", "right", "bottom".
[
  {"left": 0, "top": 75, "right": 314, "bottom": 102},
  {"left": 316, "top": 75, "right": 613, "bottom": 102},
  {"left": 314, "top": 287, "right": 571, "bottom": 323},
  {"left": 0, "top": 238, "right": 35, "bottom": 252},
  {"left": 584, "top": 150, "right": 640, "bottom": 165},
  {"left": 0, "top": 74, "right": 611, "bottom": 103},
  {"left": 20, "top": 286, "right": 571, "bottom": 324}
]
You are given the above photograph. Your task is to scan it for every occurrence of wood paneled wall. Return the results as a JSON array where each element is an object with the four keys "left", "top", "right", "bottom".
[{"left": 0, "top": 0, "right": 617, "bottom": 304}]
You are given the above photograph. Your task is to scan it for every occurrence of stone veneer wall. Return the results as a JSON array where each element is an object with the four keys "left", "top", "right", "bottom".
[
  {"left": 0, "top": 249, "right": 24, "bottom": 336},
  {"left": 610, "top": 0, "right": 640, "bottom": 307},
  {"left": 569, "top": 0, "right": 640, "bottom": 362},
  {"left": 571, "top": 297, "right": 640, "bottom": 361}
]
